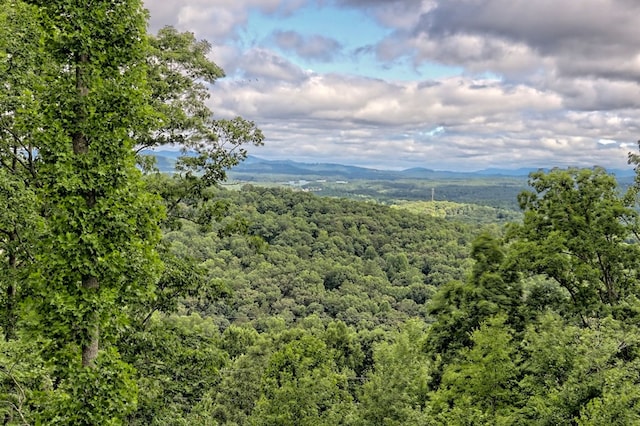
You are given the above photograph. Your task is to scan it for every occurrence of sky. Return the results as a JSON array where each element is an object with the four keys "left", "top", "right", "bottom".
[{"left": 143, "top": 0, "right": 640, "bottom": 171}]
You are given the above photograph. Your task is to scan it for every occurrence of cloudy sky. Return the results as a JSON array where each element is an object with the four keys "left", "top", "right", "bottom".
[{"left": 143, "top": 0, "right": 640, "bottom": 171}]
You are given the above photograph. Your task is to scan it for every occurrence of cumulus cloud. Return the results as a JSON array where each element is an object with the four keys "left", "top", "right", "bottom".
[
  {"left": 271, "top": 30, "right": 343, "bottom": 62},
  {"left": 144, "top": 0, "right": 307, "bottom": 38},
  {"left": 422, "top": 0, "right": 639, "bottom": 56},
  {"left": 207, "top": 71, "right": 637, "bottom": 169},
  {"left": 236, "top": 47, "right": 311, "bottom": 82},
  {"left": 412, "top": 0, "right": 640, "bottom": 81},
  {"left": 143, "top": 0, "right": 640, "bottom": 171},
  {"left": 334, "top": 0, "right": 433, "bottom": 29}
]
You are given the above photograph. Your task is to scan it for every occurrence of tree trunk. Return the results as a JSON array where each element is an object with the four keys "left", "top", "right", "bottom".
[
  {"left": 74, "top": 52, "right": 100, "bottom": 367},
  {"left": 81, "top": 276, "right": 99, "bottom": 367},
  {"left": 4, "top": 233, "right": 17, "bottom": 341}
]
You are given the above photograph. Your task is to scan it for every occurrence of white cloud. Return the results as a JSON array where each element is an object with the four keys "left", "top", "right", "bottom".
[
  {"left": 270, "top": 30, "right": 343, "bottom": 62},
  {"left": 144, "top": 0, "right": 306, "bottom": 38},
  {"left": 143, "top": 0, "right": 640, "bottom": 171}
]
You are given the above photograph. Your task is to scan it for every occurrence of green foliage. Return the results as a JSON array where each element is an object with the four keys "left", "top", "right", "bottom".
[
  {"left": 122, "top": 314, "right": 228, "bottom": 424},
  {"left": 161, "top": 185, "right": 474, "bottom": 329},
  {"left": 0, "top": 168, "right": 41, "bottom": 340},
  {"left": 507, "top": 167, "right": 640, "bottom": 319},
  {"left": 34, "top": 349, "right": 138, "bottom": 426},
  {"left": 0, "top": 336, "right": 50, "bottom": 425},
  {"left": 355, "top": 320, "right": 431, "bottom": 425},
  {"left": 519, "top": 313, "right": 640, "bottom": 423},
  {"left": 208, "top": 348, "right": 269, "bottom": 425},
  {"left": 425, "top": 232, "right": 521, "bottom": 366},
  {"left": 138, "top": 27, "right": 264, "bottom": 224},
  {"left": 519, "top": 275, "right": 572, "bottom": 320},
  {"left": 250, "top": 333, "right": 354, "bottom": 425},
  {"left": 430, "top": 315, "right": 519, "bottom": 424},
  {"left": 393, "top": 200, "right": 521, "bottom": 225},
  {"left": 0, "top": 0, "right": 46, "bottom": 178},
  {"left": 0, "top": 0, "right": 48, "bottom": 342}
]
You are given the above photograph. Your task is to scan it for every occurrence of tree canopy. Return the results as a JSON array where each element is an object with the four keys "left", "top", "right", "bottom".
[{"left": 3, "top": 0, "right": 640, "bottom": 424}]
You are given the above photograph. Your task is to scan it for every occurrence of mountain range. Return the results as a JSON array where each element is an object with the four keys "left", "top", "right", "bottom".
[{"left": 144, "top": 150, "right": 636, "bottom": 181}]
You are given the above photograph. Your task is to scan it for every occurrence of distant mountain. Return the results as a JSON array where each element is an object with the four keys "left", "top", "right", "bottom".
[
  {"left": 474, "top": 167, "right": 541, "bottom": 176},
  {"left": 475, "top": 167, "right": 636, "bottom": 178},
  {"left": 230, "top": 157, "right": 534, "bottom": 180},
  {"left": 141, "top": 151, "right": 636, "bottom": 181},
  {"left": 141, "top": 149, "right": 183, "bottom": 160},
  {"left": 232, "top": 158, "right": 401, "bottom": 180},
  {"left": 138, "top": 149, "right": 187, "bottom": 173}
]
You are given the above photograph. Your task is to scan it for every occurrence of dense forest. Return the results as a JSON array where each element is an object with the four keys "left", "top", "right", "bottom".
[{"left": 3, "top": 1, "right": 640, "bottom": 425}]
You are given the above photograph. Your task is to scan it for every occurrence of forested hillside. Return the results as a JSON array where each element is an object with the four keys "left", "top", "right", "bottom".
[
  {"left": 3, "top": 0, "right": 640, "bottom": 424},
  {"left": 129, "top": 167, "right": 640, "bottom": 425},
  {"left": 160, "top": 183, "right": 476, "bottom": 329}
]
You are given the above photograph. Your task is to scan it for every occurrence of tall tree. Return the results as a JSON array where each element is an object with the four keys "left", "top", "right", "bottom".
[
  {"left": 1, "top": 0, "right": 263, "bottom": 398},
  {"left": 0, "top": 1, "right": 168, "bottom": 422},
  {"left": 356, "top": 320, "right": 430, "bottom": 425},
  {"left": 430, "top": 315, "right": 519, "bottom": 424},
  {"left": 23, "top": 0, "right": 161, "bottom": 368},
  {"left": 507, "top": 167, "right": 640, "bottom": 321},
  {"left": 425, "top": 232, "right": 521, "bottom": 366}
]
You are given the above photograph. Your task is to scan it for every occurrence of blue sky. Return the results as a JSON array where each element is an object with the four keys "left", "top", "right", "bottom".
[
  {"left": 241, "top": 5, "right": 461, "bottom": 81},
  {"left": 143, "top": 0, "right": 640, "bottom": 171}
]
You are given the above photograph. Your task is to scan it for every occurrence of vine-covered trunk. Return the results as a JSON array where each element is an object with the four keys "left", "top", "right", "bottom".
[
  {"left": 81, "top": 276, "right": 99, "bottom": 366},
  {"left": 4, "top": 232, "right": 17, "bottom": 341},
  {"left": 73, "top": 52, "right": 100, "bottom": 367}
]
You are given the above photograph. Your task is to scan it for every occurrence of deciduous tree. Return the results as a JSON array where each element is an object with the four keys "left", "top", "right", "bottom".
[{"left": 507, "top": 167, "right": 640, "bottom": 321}]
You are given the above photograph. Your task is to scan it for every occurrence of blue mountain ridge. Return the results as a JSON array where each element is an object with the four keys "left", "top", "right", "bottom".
[{"left": 142, "top": 150, "right": 635, "bottom": 180}]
